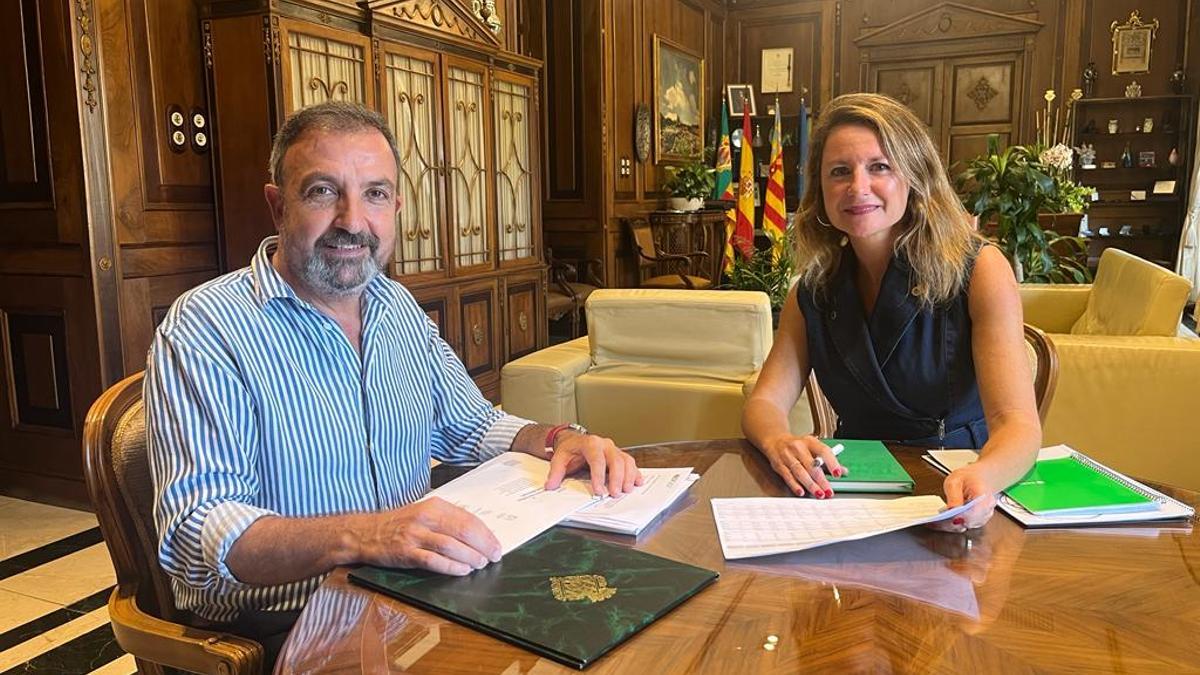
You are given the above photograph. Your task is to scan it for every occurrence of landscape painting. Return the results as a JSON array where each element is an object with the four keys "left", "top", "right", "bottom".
[{"left": 654, "top": 36, "right": 704, "bottom": 163}]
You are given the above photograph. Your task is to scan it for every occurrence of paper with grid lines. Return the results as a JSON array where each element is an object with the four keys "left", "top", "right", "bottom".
[{"left": 711, "top": 495, "right": 976, "bottom": 559}]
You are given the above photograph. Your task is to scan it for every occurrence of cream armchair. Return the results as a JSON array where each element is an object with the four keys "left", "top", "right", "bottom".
[
  {"left": 501, "top": 289, "right": 814, "bottom": 446},
  {"left": 1020, "top": 248, "right": 1199, "bottom": 490}
]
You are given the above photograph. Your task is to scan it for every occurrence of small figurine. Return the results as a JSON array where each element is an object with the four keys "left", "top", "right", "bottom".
[
  {"left": 1170, "top": 65, "right": 1187, "bottom": 95},
  {"left": 1169, "top": 147, "right": 1181, "bottom": 166},
  {"left": 1108, "top": 119, "right": 1119, "bottom": 134},
  {"left": 1083, "top": 118, "right": 1098, "bottom": 134},
  {"left": 1120, "top": 142, "right": 1133, "bottom": 168},
  {"left": 1075, "top": 142, "right": 1097, "bottom": 169},
  {"left": 1143, "top": 117, "right": 1154, "bottom": 133},
  {"left": 1083, "top": 62, "right": 1098, "bottom": 98},
  {"left": 1124, "top": 80, "right": 1142, "bottom": 98}
]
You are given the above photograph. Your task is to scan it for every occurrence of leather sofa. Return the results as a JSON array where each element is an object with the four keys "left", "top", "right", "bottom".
[
  {"left": 1020, "top": 248, "right": 1199, "bottom": 490},
  {"left": 501, "top": 289, "right": 815, "bottom": 446}
]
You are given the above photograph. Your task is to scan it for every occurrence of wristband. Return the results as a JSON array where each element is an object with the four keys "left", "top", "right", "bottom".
[{"left": 544, "top": 422, "right": 588, "bottom": 454}]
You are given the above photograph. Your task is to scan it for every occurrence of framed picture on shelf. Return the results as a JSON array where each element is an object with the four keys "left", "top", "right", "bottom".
[
  {"left": 1153, "top": 180, "right": 1176, "bottom": 194},
  {"left": 1110, "top": 10, "right": 1159, "bottom": 75},
  {"left": 726, "top": 84, "right": 757, "bottom": 117},
  {"left": 1138, "top": 151, "right": 1156, "bottom": 168},
  {"left": 653, "top": 35, "right": 705, "bottom": 163}
]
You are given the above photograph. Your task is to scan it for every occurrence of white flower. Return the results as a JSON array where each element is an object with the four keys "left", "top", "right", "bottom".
[{"left": 1039, "top": 143, "right": 1074, "bottom": 172}]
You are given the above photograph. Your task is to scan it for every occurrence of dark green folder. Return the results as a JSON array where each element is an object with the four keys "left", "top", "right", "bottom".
[
  {"left": 1004, "top": 456, "right": 1155, "bottom": 516},
  {"left": 348, "top": 528, "right": 718, "bottom": 670},
  {"left": 822, "top": 439, "right": 914, "bottom": 493}
]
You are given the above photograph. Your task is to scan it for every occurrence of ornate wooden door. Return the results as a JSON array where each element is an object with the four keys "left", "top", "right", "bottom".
[
  {"left": 278, "top": 19, "right": 373, "bottom": 114},
  {"left": 442, "top": 56, "right": 494, "bottom": 275},
  {"left": 492, "top": 70, "right": 539, "bottom": 267}
]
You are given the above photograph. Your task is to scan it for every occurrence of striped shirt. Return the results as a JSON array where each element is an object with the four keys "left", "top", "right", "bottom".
[{"left": 145, "top": 236, "right": 532, "bottom": 621}]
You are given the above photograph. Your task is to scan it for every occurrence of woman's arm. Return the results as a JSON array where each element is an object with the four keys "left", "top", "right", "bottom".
[
  {"left": 742, "top": 283, "right": 844, "bottom": 497},
  {"left": 940, "top": 244, "right": 1042, "bottom": 529}
]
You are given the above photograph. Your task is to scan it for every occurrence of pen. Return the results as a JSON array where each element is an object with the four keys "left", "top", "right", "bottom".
[{"left": 810, "top": 443, "right": 844, "bottom": 471}]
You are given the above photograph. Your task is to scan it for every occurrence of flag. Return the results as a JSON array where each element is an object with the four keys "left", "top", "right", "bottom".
[
  {"left": 714, "top": 102, "right": 737, "bottom": 274},
  {"left": 796, "top": 97, "right": 809, "bottom": 205},
  {"left": 734, "top": 102, "right": 756, "bottom": 261},
  {"left": 763, "top": 101, "right": 787, "bottom": 261}
]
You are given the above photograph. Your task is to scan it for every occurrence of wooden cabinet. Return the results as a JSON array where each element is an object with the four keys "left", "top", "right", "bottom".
[
  {"left": 203, "top": 1, "right": 544, "bottom": 401},
  {"left": 1072, "top": 95, "right": 1196, "bottom": 267}
]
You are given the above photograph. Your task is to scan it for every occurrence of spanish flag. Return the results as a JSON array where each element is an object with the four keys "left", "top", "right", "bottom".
[
  {"left": 733, "top": 102, "right": 756, "bottom": 261},
  {"left": 763, "top": 102, "right": 787, "bottom": 261},
  {"left": 714, "top": 102, "right": 736, "bottom": 274}
]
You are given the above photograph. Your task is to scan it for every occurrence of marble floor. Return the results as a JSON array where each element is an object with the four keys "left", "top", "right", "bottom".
[{"left": 0, "top": 495, "right": 134, "bottom": 674}]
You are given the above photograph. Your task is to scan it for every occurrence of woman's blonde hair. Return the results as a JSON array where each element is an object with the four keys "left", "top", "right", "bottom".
[{"left": 795, "top": 92, "right": 982, "bottom": 306}]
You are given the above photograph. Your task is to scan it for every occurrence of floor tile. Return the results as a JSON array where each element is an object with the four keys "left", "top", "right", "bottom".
[
  {"left": 0, "top": 499, "right": 97, "bottom": 562},
  {"left": 0, "top": 589, "right": 60, "bottom": 636},
  {"left": 87, "top": 653, "right": 136, "bottom": 675},
  {"left": 0, "top": 606, "right": 111, "bottom": 672},
  {"left": 0, "top": 544, "right": 116, "bottom": 606},
  {"left": 0, "top": 587, "right": 112, "bottom": 652}
]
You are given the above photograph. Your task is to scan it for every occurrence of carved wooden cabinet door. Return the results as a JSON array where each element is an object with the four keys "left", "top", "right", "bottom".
[
  {"left": 457, "top": 279, "right": 501, "bottom": 396},
  {"left": 379, "top": 42, "right": 448, "bottom": 281},
  {"left": 502, "top": 271, "right": 543, "bottom": 361},
  {"left": 278, "top": 19, "right": 373, "bottom": 114},
  {"left": 492, "top": 71, "right": 539, "bottom": 267},
  {"left": 442, "top": 56, "right": 494, "bottom": 275}
]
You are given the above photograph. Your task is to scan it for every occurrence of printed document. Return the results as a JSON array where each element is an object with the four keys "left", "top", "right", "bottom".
[
  {"left": 711, "top": 495, "right": 977, "bottom": 560},
  {"left": 563, "top": 467, "right": 699, "bottom": 535}
]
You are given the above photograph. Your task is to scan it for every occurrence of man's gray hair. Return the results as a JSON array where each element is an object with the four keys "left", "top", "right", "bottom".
[{"left": 268, "top": 101, "right": 401, "bottom": 187}]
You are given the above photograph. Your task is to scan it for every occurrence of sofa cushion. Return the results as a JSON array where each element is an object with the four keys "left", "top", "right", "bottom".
[{"left": 1071, "top": 248, "right": 1191, "bottom": 336}]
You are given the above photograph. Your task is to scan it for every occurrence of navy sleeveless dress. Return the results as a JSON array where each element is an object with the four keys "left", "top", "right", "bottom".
[{"left": 796, "top": 247, "right": 988, "bottom": 448}]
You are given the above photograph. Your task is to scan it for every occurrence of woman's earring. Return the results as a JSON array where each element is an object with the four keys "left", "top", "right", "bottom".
[{"left": 816, "top": 214, "right": 834, "bottom": 228}]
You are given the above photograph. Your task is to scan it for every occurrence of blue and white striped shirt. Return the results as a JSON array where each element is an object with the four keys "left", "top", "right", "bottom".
[{"left": 145, "top": 237, "right": 532, "bottom": 621}]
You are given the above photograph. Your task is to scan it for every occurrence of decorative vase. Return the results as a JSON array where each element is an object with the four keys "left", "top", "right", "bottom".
[{"left": 669, "top": 197, "right": 703, "bottom": 211}]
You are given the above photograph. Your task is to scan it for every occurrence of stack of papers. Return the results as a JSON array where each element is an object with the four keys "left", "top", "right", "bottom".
[
  {"left": 562, "top": 467, "right": 699, "bottom": 535},
  {"left": 710, "top": 496, "right": 976, "bottom": 560},
  {"left": 924, "top": 446, "right": 1195, "bottom": 527}
]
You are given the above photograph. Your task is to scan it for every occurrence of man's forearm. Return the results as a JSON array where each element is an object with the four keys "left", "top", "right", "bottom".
[
  {"left": 509, "top": 422, "right": 557, "bottom": 457},
  {"left": 225, "top": 512, "right": 363, "bottom": 586}
]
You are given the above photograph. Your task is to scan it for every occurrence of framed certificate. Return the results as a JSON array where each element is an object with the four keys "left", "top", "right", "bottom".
[
  {"left": 760, "top": 48, "right": 794, "bottom": 93},
  {"left": 1111, "top": 11, "right": 1158, "bottom": 75}
]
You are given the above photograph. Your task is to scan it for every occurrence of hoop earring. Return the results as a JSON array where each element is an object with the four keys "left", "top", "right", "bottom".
[{"left": 816, "top": 214, "right": 834, "bottom": 228}]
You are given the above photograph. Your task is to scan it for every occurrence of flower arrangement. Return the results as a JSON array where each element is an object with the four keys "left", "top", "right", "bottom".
[{"left": 722, "top": 221, "right": 796, "bottom": 312}]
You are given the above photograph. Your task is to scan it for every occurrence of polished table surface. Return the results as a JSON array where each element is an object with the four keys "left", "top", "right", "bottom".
[{"left": 276, "top": 440, "right": 1200, "bottom": 673}]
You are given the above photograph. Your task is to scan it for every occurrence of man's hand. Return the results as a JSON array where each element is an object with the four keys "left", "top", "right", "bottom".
[
  {"left": 351, "top": 497, "right": 502, "bottom": 575},
  {"left": 544, "top": 431, "right": 643, "bottom": 498}
]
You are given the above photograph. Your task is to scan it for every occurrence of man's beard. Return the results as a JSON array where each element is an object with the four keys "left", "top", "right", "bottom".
[{"left": 287, "top": 228, "right": 386, "bottom": 298}]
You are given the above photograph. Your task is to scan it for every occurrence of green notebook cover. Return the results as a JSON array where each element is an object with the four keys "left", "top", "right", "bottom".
[
  {"left": 1004, "top": 455, "right": 1155, "bottom": 516},
  {"left": 348, "top": 528, "right": 718, "bottom": 670},
  {"left": 822, "top": 439, "right": 914, "bottom": 493}
]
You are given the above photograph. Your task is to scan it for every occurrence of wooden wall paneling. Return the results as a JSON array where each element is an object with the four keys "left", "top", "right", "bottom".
[
  {"left": 612, "top": 0, "right": 638, "bottom": 201},
  {"left": 645, "top": 0, "right": 707, "bottom": 196},
  {"left": 120, "top": 244, "right": 219, "bottom": 278},
  {"left": 119, "top": 271, "right": 215, "bottom": 374},
  {"left": 733, "top": 0, "right": 833, "bottom": 115},
  {"left": 944, "top": 53, "right": 1023, "bottom": 169},
  {"left": 501, "top": 271, "right": 541, "bottom": 361},
  {"left": 1081, "top": 0, "right": 1189, "bottom": 99},
  {"left": 0, "top": 0, "right": 53, "bottom": 209},
  {"left": 410, "top": 283, "right": 459, "bottom": 353},
  {"left": 457, "top": 278, "right": 501, "bottom": 401},
  {"left": 206, "top": 13, "right": 279, "bottom": 271}
]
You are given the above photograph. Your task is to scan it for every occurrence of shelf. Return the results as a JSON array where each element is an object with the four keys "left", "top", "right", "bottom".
[
  {"left": 1083, "top": 233, "right": 1173, "bottom": 241},
  {"left": 1092, "top": 198, "right": 1179, "bottom": 205},
  {"left": 1076, "top": 131, "right": 1177, "bottom": 138},
  {"left": 1077, "top": 95, "right": 1193, "bottom": 104}
]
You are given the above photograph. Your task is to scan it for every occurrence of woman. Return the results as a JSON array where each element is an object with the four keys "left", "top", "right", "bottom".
[{"left": 742, "top": 93, "right": 1040, "bottom": 531}]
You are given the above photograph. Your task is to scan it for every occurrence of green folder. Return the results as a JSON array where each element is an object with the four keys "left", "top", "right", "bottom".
[
  {"left": 348, "top": 528, "right": 718, "bottom": 670},
  {"left": 821, "top": 439, "right": 914, "bottom": 493},
  {"left": 1004, "top": 455, "right": 1156, "bottom": 516}
]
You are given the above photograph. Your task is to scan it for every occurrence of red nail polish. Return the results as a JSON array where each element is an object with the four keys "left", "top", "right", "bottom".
[{"left": 952, "top": 517, "right": 964, "bottom": 525}]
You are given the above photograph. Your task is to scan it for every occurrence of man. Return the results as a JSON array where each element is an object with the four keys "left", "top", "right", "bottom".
[{"left": 145, "top": 101, "right": 640, "bottom": 656}]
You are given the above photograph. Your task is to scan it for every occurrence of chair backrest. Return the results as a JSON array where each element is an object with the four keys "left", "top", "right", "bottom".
[
  {"left": 805, "top": 323, "right": 1059, "bottom": 437},
  {"left": 1071, "top": 248, "right": 1191, "bottom": 336},
  {"left": 628, "top": 220, "right": 661, "bottom": 270},
  {"left": 82, "top": 372, "right": 178, "bottom": 621}
]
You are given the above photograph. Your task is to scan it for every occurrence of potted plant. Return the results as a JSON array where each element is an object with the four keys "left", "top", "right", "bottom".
[
  {"left": 722, "top": 224, "right": 796, "bottom": 323},
  {"left": 956, "top": 135, "right": 1094, "bottom": 283},
  {"left": 664, "top": 161, "right": 715, "bottom": 211}
]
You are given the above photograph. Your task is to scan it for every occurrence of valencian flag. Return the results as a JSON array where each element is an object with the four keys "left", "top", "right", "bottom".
[
  {"left": 714, "top": 100, "right": 736, "bottom": 274},
  {"left": 733, "top": 102, "right": 756, "bottom": 261},
  {"left": 763, "top": 100, "right": 787, "bottom": 261},
  {"left": 796, "top": 96, "right": 809, "bottom": 205}
]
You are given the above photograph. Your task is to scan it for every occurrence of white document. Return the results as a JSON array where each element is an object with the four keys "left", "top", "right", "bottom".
[
  {"left": 711, "top": 496, "right": 977, "bottom": 560},
  {"left": 426, "top": 453, "right": 600, "bottom": 555},
  {"left": 562, "top": 468, "right": 699, "bottom": 535},
  {"left": 925, "top": 446, "right": 1195, "bottom": 527}
]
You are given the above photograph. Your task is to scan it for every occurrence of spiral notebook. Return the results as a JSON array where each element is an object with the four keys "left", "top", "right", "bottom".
[{"left": 924, "top": 446, "right": 1195, "bottom": 527}]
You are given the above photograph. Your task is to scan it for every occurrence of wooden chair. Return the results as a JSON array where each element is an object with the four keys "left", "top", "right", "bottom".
[
  {"left": 83, "top": 372, "right": 263, "bottom": 675},
  {"left": 546, "top": 247, "right": 602, "bottom": 339},
  {"left": 626, "top": 218, "right": 712, "bottom": 289},
  {"left": 806, "top": 323, "right": 1059, "bottom": 437}
]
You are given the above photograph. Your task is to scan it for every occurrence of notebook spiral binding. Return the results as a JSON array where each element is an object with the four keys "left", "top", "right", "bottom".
[{"left": 1069, "top": 452, "right": 1173, "bottom": 505}]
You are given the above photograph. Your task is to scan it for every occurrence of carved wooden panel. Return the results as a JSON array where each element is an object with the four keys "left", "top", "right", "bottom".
[
  {"left": 457, "top": 280, "right": 498, "bottom": 378},
  {"left": 503, "top": 273, "right": 539, "bottom": 360},
  {"left": 492, "top": 74, "right": 536, "bottom": 263},
  {"left": 2, "top": 311, "right": 72, "bottom": 430},
  {"left": 373, "top": 0, "right": 501, "bottom": 47},
  {"left": 950, "top": 132, "right": 1009, "bottom": 172},
  {"left": 120, "top": 272, "right": 214, "bottom": 374},
  {"left": 381, "top": 43, "right": 447, "bottom": 278},
  {"left": 951, "top": 62, "right": 1013, "bottom": 125},
  {"left": 279, "top": 20, "right": 372, "bottom": 114},
  {"left": 872, "top": 63, "right": 939, "bottom": 127},
  {"left": 0, "top": 0, "right": 52, "bottom": 207},
  {"left": 443, "top": 58, "right": 493, "bottom": 273},
  {"left": 410, "top": 283, "right": 458, "bottom": 353},
  {"left": 543, "top": 0, "right": 587, "bottom": 202}
]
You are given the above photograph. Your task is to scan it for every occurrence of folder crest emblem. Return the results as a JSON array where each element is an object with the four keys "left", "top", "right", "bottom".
[{"left": 549, "top": 574, "right": 618, "bottom": 603}]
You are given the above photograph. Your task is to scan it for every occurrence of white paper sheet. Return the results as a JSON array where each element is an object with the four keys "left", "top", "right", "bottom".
[
  {"left": 711, "top": 495, "right": 977, "bottom": 560},
  {"left": 562, "top": 468, "right": 698, "bottom": 535},
  {"left": 426, "top": 453, "right": 600, "bottom": 554}
]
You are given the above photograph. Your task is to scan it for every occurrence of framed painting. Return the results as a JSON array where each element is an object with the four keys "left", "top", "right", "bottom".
[
  {"left": 653, "top": 35, "right": 705, "bottom": 163},
  {"left": 1110, "top": 11, "right": 1158, "bottom": 75}
]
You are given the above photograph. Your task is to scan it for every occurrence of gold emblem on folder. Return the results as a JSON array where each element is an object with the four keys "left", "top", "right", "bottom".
[{"left": 549, "top": 574, "right": 618, "bottom": 603}]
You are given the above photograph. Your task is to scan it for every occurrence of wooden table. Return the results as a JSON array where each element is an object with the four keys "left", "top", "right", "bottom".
[{"left": 275, "top": 440, "right": 1200, "bottom": 673}]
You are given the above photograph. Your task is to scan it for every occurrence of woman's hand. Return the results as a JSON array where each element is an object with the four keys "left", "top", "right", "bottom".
[
  {"left": 929, "top": 464, "right": 998, "bottom": 532},
  {"left": 761, "top": 435, "right": 846, "bottom": 498}
]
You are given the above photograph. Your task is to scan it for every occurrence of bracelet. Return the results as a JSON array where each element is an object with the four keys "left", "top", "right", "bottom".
[{"left": 544, "top": 422, "right": 588, "bottom": 454}]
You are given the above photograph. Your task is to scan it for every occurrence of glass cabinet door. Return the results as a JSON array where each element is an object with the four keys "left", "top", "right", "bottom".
[
  {"left": 278, "top": 19, "right": 372, "bottom": 113},
  {"left": 380, "top": 44, "right": 446, "bottom": 278},
  {"left": 492, "top": 72, "right": 538, "bottom": 265},
  {"left": 442, "top": 57, "right": 493, "bottom": 273}
]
